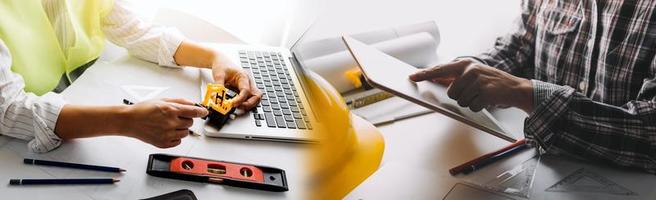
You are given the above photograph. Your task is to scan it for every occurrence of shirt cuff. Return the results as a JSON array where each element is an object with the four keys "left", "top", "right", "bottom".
[
  {"left": 157, "top": 28, "right": 186, "bottom": 68},
  {"left": 523, "top": 80, "right": 575, "bottom": 152},
  {"left": 28, "top": 92, "right": 66, "bottom": 153},
  {"left": 531, "top": 79, "right": 562, "bottom": 109}
]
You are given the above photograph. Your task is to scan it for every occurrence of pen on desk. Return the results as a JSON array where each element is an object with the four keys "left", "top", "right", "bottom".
[
  {"left": 9, "top": 178, "right": 119, "bottom": 185},
  {"left": 122, "top": 99, "right": 134, "bottom": 105},
  {"left": 123, "top": 99, "right": 205, "bottom": 108},
  {"left": 462, "top": 143, "right": 528, "bottom": 175},
  {"left": 449, "top": 139, "right": 527, "bottom": 175},
  {"left": 24, "top": 158, "right": 126, "bottom": 173}
]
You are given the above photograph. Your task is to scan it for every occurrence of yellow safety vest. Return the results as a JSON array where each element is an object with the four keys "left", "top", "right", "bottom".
[{"left": 0, "top": 0, "right": 113, "bottom": 95}]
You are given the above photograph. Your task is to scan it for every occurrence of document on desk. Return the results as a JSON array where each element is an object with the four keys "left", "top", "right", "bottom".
[{"left": 531, "top": 155, "right": 656, "bottom": 200}]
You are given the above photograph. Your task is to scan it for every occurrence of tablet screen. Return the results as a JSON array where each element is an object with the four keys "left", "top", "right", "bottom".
[{"left": 343, "top": 36, "right": 515, "bottom": 142}]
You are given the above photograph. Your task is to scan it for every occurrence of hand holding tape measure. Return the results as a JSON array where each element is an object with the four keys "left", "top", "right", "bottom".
[
  {"left": 120, "top": 83, "right": 239, "bottom": 148},
  {"left": 198, "top": 83, "right": 239, "bottom": 129}
]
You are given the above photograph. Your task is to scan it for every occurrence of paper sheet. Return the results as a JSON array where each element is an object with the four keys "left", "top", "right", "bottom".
[
  {"left": 296, "top": 21, "right": 440, "bottom": 60},
  {"left": 297, "top": 21, "right": 441, "bottom": 93},
  {"left": 120, "top": 85, "right": 169, "bottom": 102}
]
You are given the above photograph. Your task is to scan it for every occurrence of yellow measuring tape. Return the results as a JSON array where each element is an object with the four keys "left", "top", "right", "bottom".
[{"left": 201, "top": 83, "right": 235, "bottom": 115}]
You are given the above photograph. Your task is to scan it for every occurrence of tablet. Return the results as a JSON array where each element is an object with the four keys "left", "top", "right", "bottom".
[{"left": 342, "top": 36, "right": 516, "bottom": 142}]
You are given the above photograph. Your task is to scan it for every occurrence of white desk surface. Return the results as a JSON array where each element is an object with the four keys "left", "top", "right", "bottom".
[
  {"left": 0, "top": 0, "right": 525, "bottom": 199},
  {"left": 0, "top": 57, "right": 307, "bottom": 199},
  {"left": 295, "top": 0, "right": 525, "bottom": 198}
]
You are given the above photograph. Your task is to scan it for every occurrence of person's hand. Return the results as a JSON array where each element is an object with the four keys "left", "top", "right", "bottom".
[
  {"left": 409, "top": 59, "right": 534, "bottom": 113},
  {"left": 211, "top": 52, "right": 262, "bottom": 110},
  {"left": 121, "top": 98, "right": 209, "bottom": 148}
]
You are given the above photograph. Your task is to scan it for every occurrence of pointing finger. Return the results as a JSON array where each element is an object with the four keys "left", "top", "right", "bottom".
[{"left": 409, "top": 60, "right": 470, "bottom": 82}]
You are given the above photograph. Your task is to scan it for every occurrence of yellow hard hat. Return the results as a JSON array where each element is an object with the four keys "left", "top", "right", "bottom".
[{"left": 304, "top": 70, "right": 385, "bottom": 199}]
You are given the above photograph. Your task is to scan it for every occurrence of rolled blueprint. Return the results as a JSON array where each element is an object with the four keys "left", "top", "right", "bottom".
[
  {"left": 303, "top": 32, "right": 438, "bottom": 93},
  {"left": 297, "top": 21, "right": 441, "bottom": 60}
]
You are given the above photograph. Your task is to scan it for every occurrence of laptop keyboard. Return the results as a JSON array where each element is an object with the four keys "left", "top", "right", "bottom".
[{"left": 239, "top": 50, "right": 312, "bottom": 130}]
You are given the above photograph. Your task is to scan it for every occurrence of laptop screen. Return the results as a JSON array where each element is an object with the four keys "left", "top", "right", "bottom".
[
  {"left": 282, "top": 0, "right": 326, "bottom": 50},
  {"left": 283, "top": 0, "right": 326, "bottom": 101}
]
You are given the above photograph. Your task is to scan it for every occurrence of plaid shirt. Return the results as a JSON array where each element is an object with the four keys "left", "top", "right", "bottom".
[{"left": 474, "top": 0, "right": 656, "bottom": 173}]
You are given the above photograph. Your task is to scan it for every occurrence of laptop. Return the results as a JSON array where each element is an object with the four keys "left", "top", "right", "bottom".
[
  {"left": 201, "top": 4, "right": 323, "bottom": 143},
  {"left": 342, "top": 36, "right": 517, "bottom": 142}
]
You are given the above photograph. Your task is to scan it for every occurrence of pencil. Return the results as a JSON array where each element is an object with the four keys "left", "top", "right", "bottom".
[
  {"left": 23, "top": 158, "right": 126, "bottom": 173},
  {"left": 449, "top": 139, "right": 526, "bottom": 175},
  {"left": 9, "top": 178, "right": 119, "bottom": 185}
]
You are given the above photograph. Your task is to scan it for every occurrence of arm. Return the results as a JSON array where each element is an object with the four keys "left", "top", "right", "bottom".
[
  {"left": 101, "top": 0, "right": 261, "bottom": 109},
  {"left": 526, "top": 80, "right": 656, "bottom": 173},
  {"left": 475, "top": 0, "right": 656, "bottom": 172},
  {"left": 0, "top": 39, "right": 65, "bottom": 152},
  {"left": 410, "top": 60, "right": 656, "bottom": 173},
  {"left": 0, "top": 39, "right": 207, "bottom": 152},
  {"left": 56, "top": 98, "right": 208, "bottom": 149},
  {"left": 407, "top": 0, "right": 541, "bottom": 113}
]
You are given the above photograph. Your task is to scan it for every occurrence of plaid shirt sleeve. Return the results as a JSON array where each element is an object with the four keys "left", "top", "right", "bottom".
[
  {"left": 470, "top": 0, "right": 656, "bottom": 173},
  {"left": 527, "top": 79, "right": 656, "bottom": 173}
]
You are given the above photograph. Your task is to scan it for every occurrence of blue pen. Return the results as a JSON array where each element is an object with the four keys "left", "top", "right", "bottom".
[
  {"left": 24, "top": 158, "right": 125, "bottom": 173},
  {"left": 9, "top": 178, "right": 119, "bottom": 185},
  {"left": 462, "top": 143, "right": 529, "bottom": 174}
]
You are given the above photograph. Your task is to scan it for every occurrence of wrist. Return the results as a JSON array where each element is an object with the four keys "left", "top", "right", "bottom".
[
  {"left": 208, "top": 51, "right": 222, "bottom": 69},
  {"left": 111, "top": 105, "right": 134, "bottom": 136},
  {"left": 517, "top": 79, "right": 534, "bottom": 113}
]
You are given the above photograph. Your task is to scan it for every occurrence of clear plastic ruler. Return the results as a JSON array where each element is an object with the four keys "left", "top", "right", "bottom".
[
  {"left": 545, "top": 167, "right": 637, "bottom": 196},
  {"left": 120, "top": 85, "right": 169, "bottom": 102},
  {"left": 481, "top": 156, "right": 540, "bottom": 199}
]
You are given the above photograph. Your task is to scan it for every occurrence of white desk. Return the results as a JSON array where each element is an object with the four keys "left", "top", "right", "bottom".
[
  {"left": 0, "top": 0, "right": 524, "bottom": 199},
  {"left": 0, "top": 57, "right": 307, "bottom": 199},
  {"left": 294, "top": 0, "right": 526, "bottom": 198}
]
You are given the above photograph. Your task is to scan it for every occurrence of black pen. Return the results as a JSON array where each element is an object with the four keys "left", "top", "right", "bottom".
[
  {"left": 122, "top": 99, "right": 134, "bottom": 105},
  {"left": 9, "top": 178, "right": 119, "bottom": 185},
  {"left": 24, "top": 158, "right": 125, "bottom": 173}
]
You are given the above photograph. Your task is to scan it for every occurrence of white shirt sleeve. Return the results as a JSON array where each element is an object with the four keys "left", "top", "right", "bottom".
[
  {"left": 102, "top": 0, "right": 186, "bottom": 67},
  {"left": 0, "top": 39, "right": 66, "bottom": 153}
]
